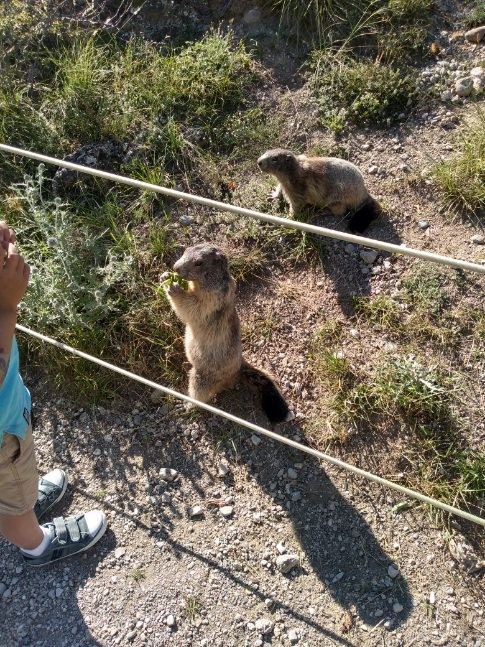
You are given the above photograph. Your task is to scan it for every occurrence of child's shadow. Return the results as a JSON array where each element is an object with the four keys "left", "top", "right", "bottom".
[{"left": 213, "top": 393, "right": 413, "bottom": 630}]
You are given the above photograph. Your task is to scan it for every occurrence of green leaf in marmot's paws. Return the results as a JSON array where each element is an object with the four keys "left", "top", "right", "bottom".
[{"left": 163, "top": 272, "right": 189, "bottom": 290}]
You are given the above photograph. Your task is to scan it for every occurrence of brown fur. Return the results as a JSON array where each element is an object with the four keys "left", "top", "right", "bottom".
[
  {"left": 257, "top": 149, "right": 380, "bottom": 231},
  {"left": 163, "top": 243, "right": 290, "bottom": 423}
]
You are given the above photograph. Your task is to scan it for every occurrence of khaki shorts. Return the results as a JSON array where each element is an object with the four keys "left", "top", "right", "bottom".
[{"left": 0, "top": 425, "right": 38, "bottom": 516}]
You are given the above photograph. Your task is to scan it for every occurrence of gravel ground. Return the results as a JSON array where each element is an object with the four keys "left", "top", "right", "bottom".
[
  {"left": 1, "top": 3, "right": 484, "bottom": 646},
  {"left": 0, "top": 381, "right": 483, "bottom": 647}
]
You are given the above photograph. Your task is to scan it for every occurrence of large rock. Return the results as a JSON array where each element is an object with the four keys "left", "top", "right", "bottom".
[
  {"left": 465, "top": 26, "right": 485, "bottom": 43},
  {"left": 454, "top": 77, "right": 474, "bottom": 97},
  {"left": 52, "top": 140, "right": 131, "bottom": 194}
]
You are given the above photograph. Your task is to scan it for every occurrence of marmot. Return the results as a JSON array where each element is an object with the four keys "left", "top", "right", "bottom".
[
  {"left": 162, "top": 243, "right": 291, "bottom": 424},
  {"left": 257, "top": 148, "right": 381, "bottom": 234}
]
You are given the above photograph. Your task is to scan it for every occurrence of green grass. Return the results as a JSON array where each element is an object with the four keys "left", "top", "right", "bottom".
[
  {"left": 464, "top": 1, "right": 485, "bottom": 28},
  {"left": 309, "top": 52, "right": 419, "bottom": 130},
  {"left": 183, "top": 595, "right": 203, "bottom": 621},
  {"left": 433, "top": 111, "right": 485, "bottom": 218}
]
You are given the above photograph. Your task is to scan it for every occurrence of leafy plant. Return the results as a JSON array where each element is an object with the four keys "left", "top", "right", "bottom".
[{"left": 309, "top": 52, "right": 419, "bottom": 129}]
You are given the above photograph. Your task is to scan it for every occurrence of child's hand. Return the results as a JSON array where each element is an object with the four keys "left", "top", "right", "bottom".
[
  {"left": 0, "top": 243, "right": 30, "bottom": 313},
  {"left": 0, "top": 221, "right": 16, "bottom": 253}
]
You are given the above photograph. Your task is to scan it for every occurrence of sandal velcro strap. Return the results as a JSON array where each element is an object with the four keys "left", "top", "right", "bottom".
[
  {"left": 65, "top": 516, "right": 82, "bottom": 543},
  {"left": 53, "top": 517, "right": 68, "bottom": 544}
]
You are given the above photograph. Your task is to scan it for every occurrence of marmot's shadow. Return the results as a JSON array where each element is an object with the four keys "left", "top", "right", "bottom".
[{"left": 308, "top": 209, "right": 403, "bottom": 316}]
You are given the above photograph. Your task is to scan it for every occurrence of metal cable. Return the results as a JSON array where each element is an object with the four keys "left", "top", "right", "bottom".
[
  {"left": 16, "top": 324, "right": 485, "bottom": 527},
  {"left": 1, "top": 143, "right": 484, "bottom": 274}
]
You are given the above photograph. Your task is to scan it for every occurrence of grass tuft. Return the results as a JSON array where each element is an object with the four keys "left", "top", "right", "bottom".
[{"left": 433, "top": 111, "right": 485, "bottom": 218}]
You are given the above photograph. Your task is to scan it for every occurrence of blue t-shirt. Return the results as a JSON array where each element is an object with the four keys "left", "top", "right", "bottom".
[{"left": 0, "top": 337, "right": 31, "bottom": 448}]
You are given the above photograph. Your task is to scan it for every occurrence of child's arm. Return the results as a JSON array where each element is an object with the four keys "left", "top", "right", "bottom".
[{"left": 0, "top": 238, "right": 30, "bottom": 386}]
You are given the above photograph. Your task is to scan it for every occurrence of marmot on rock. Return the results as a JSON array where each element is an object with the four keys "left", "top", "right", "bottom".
[
  {"left": 257, "top": 148, "right": 381, "bottom": 234},
  {"left": 163, "top": 243, "right": 292, "bottom": 424}
]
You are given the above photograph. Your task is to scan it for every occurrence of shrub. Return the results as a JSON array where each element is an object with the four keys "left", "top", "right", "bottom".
[{"left": 309, "top": 52, "right": 419, "bottom": 129}]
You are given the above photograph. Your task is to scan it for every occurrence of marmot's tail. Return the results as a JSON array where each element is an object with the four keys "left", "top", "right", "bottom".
[
  {"left": 347, "top": 197, "right": 381, "bottom": 234},
  {"left": 240, "top": 359, "right": 292, "bottom": 424}
]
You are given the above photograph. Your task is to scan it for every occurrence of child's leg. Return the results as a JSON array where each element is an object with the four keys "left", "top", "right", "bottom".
[
  {"left": 0, "top": 510, "right": 43, "bottom": 550},
  {"left": 0, "top": 427, "right": 40, "bottom": 549}
]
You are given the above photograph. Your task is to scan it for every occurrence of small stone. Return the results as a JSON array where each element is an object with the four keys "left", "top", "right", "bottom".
[
  {"left": 159, "top": 468, "right": 178, "bottom": 482},
  {"left": 276, "top": 541, "right": 286, "bottom": 555},
  {"left": 161, "top": 493, "right": 172, "bottom": 504},
  {"left": 126, "top": 630, "right": 137, "bottom": 641},
  {"left": 166, "top": 615, "right": 176, "bottom": 627},
  {"left": 179, "top": 215, "right": 193, "bottom": 225},
  {"left": 470, "top": 66, "right": 485, "bottom": 78},
  {"left": 429, "top": 591, "right": 436, "bottom": 605},
  {"left": 393, "top": 602, "right": 404, "bottom": 613},
  {"left": 471, "top": 234, "right": 485, "bottom": 244},
  {"left": 288, "top": 628, "right": 300, "bottom": 644},
  {"left": 388, "top": 565, "right": 399, "bottom": 578},
  {"left": 220, "top": 505, "right": 233, "bottom": 517},
  {"left": 55, "top": 587, "right": 63, "bottom": 598},
  {"left": 242, "top": 7, "right": 261, "bottom": 24},
  {"left": 418, "top": 220, "right": 430, "bottom": 230},
  {"left": 0, "top": 583, "right": 6, "bottom": 596},
  {"left": 455, "top": 77, "right": 474, "bottom": 97},
  {"left": 440, "top": 90, "right": 452, "bottom": 102},
  {"left": 287, "top": 468, "right": 298, "bottom": 480},
  {"left": 276, "top": 554, "right": 299, "bottom": 574},
  {"left": 93, "top": 448, "right": 101, "bottom": 456},
  {"left": 114, "top": 547, "right": 126, "bottom": 559},
  {"left": 251, "top": 434, "right": 262, "bottom": 446},
  {"left": 188, "top": 505, "right": 203, "bottom": 518},
  {"left": 473, "top": 76, "right": 485, "bottom": 92},
  {"left": 374, "top": 609, "right": 383, "bottom": 617},
  {"left": 150, "top": 389, "right": 165, "bottom": 404},
  {"left": 255, "top": 618, "right": 273, "bottom": 635},
  {"left": 360, "top": 249, "right": 379, "bottom": 265},
  {"left": 218, "top": 460, "right": 230, "bottom": 477},
  {"left": 465, "top": 26, "right": 485, "bottom": 43},
  {"left": 368, "top": 165, "right": 378, "bottom": 175},
  {"left": 2, "top": 588, "right": 12, "bottom": 599}
]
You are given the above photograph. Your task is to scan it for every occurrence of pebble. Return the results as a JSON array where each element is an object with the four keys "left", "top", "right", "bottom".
[
  {"left": 288, "top": 628, "right": 300, "bottom": 644},
  {"left": 276, "top": 541, "right": 286, "bottom": 555},
  {"left": 126, "top": 630, "right": 137, "bottom": 641},
  {"left": 393, "top": 602, "right": 404, "bottom": 613},
  {"left": 418, "top": 220, "right": 430, "bottom": 230},
  {"left": 368, "top": 165, "right": 378, "bottom": 175},
  {"left": 255, "top": 618, "right": 273, "bottom": 635},
  {"left": 0, "top": 583, "right": 6, "bottom": 596},
  {"left": 159, "top": 468, "right": 178, "bottom": 482},
  {"left": 166, "top": 615, "right": 176, "bottom": 627},
  {"left": 360, "top": 249, "right": 379, "bottom": 265},
  {"left": 465, "top": 26, "right": 485, "bottom": 43},
  {"left": 218, "top": 461, "right": 230, "bottom": 477},
  {"left": 287, "top": 468, "right": 298, "bottom": 480},
  {"left": 188, "top": 505, "right": 203, "bottom": 518},
  {"left": 388, "top": 565, "right": 399, "bottom": 578},
  {"left": 93, "top": 448, "right": 102, "bottom": 456},
  {"left": 251, "top": 434, "right": 262, "bottom": 446},
  {"left": 455, "top": 77, "right": 474, "bottom": 97},
  {"left": 114, "top": 547, "right": 126, "bottom": 559},
  {"left": 242, "top": 7, "right": 261, "bottom": 25},
  {"left": 471, "top": 234, "right": 485, "bottom": 244},
  {"left": 276, "top": 554, "right": 299, "bottom": 574},
  {"left": 161, "top": 493, "right": 172, "bottom": 504},
  {"left": 220, "top": 505, "right": 233, "bottom": 517},
  {"left": 440, "top": 90, "right": 452, "bottom": 102}
]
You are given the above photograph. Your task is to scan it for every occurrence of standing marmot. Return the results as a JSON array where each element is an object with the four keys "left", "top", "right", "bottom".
[
  {"left": 163, "top": 243, "right": 291, "bottom": 424},
  {"left": 257, "top": 148, "right": 381, "bottom": 234}
]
